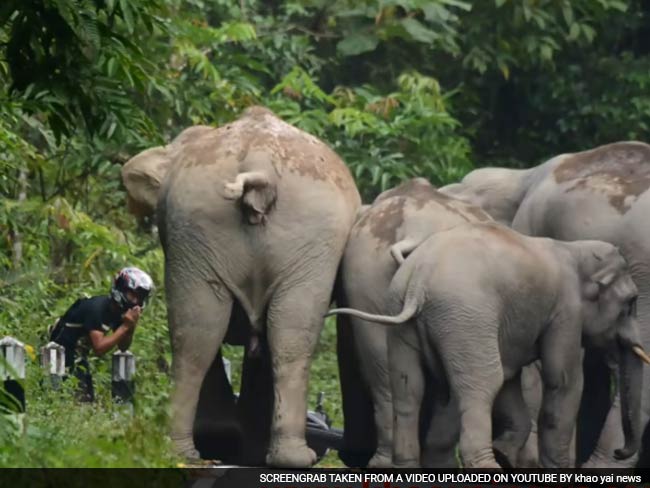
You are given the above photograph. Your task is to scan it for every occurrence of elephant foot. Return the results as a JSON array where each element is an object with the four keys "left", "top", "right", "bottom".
[
  {"left": 367, "top": 452, "right": 392, "bottom": 468},
  {"left": 515, "top": 452, "right": 539, "bottom": 468},
  {"left": 172, "top": 435, "right": 201, "bottom": 461},
  {"left": 581, "top": 453, "right": 637, "bottom": 469},
  {"left": 392, "top": 460, "right": 420, "bottom": 468},
  {"left": 515, "top": 435, "right": 538, "bottom": 467},
  {"left": 493, "top": 439, "right": 521, "bottom": 468},
  {"left": 266, "top": 437, "right": 317, "bottom": 468},
  {"left": 464, "top": 455, "right": 501, "bottom": 469}
]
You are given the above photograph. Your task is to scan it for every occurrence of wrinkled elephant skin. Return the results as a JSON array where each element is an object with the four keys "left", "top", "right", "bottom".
[
  {"left": 329, "top": 222, "right": 644, "bottom": 468},
  {"left": 122, "top": 106, "right": 361, "bottom": 467},
  {"left": 336, "top": 178, "right": 491, "bottom": 467},
  {"left": 441, "top": 141, "right": 650, "bottom": 467}
]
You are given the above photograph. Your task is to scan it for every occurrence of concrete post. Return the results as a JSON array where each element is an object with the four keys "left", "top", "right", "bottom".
[
  {"left": 0, "top": 336, "right": 26, "bottom": 413},
  {"left": 112, "top": 350, "right": 136, "bottom": 405},
  {"left": 40, "top": 341, "right": 66, "bottom": 389}
]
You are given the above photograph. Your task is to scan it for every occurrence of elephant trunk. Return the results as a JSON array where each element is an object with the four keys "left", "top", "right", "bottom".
[{"left": 614, "top": 316, "right": 646, "bottom": 460}]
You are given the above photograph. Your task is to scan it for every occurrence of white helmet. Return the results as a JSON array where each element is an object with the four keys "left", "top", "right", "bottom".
[{"left": 111, "top": 266, "right": 155, "bottom": 311}]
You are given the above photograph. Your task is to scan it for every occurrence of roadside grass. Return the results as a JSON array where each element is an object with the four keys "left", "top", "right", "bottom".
[{"left": 0, "top": 306, "right": 345, "bottom": 467}]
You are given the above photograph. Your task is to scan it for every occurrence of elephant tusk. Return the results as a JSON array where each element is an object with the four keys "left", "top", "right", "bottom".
[{"left": 632, "top": 346, "right": 650, "bottom": 365}]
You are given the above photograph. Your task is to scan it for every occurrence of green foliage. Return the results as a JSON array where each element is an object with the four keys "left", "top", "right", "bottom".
[
  {"left": 0, "top": 365, "right": 178, "bottom": 467},
  {"left": 268, "top": 68, "right": 471, "bottom": 199},
  {"left": 1, "top": 0, "right": 168, "bottom": 139},
  {"left": 1, "top": 0, "right": 649, "bottom": 468}
]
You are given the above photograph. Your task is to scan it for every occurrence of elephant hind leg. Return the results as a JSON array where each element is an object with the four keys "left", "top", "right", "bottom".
[
  {"left": 492, "top": 371, "right": 532, "bottom": 467},
  {"left": 389, "top": 322, "right": 425, "bottom": 468},
  {"left": 264, "top": 279, "right": 335, "bottom": 468},
  {"left": 353, "top": 319, "right": 393, "bottom": 468},
  {"left": 168, "top": 276, "right": 234, "bottom": 460},
  {"left": 516, "top": 361, "right": 543, "bottom": 467},
  {"left": 434, "top": 317, "right": 503, "bottom": 468}
]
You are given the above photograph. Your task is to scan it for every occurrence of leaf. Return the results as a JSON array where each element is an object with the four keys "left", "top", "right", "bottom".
[
  {"left": 608, "top": 0, "right": 628, "bottom": 12},
  {"left": 568, "top": 23, "right": 580, "bottom": 41},
  {"left": 495, "top": 0, "right": 508, "bottom": 7},
  {"left": 337, "top": 32, "right": 379, "bottom": 56},
  {"left": 422, "top": 3, "right": 450, "bottom": 22},
  {"left": 119, "top": 0, "right": 134, "bottom": 33},
  {"left": 106, "top": 57, "right": 117, "bottom": 77},
  {"left": 79, "top": 10, "right": 101, "bottom": 51},
  {"left": 540, "top": 44, "right": 553, "bottom": 61},
  {"left": 497, "top": 60, "right": 510, "bottom": 80},
  {"left": 83, "top": 247, "right": 103, "bottom": 269},
  {"left": 380, "top": 171, "right": 392, "bottom": 190},
  {"left": 107, "top": 121, "right": 117, "bottom": 139},
  {"left": 582, "top": 24, "right": 596, "bottom": 43},
  {"left": 562, "top": 2, "right": 574, "bottom": 27},
  {"left": 440, "top": 0, "right": 472, "bottom": 11},
  {"left": 371, "top": 165, "right": 381, "bottom": 185},
  {"left": 400, "top": 18, "right": 438, "bottom": 43}
]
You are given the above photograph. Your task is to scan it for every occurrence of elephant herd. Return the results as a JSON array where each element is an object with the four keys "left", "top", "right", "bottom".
[{"left": 121, "top": 106, "right": 650, "bottom": 468}]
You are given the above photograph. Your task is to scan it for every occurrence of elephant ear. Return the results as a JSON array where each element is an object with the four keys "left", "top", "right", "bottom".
[
  {"left": 122, "top": 125, "right": 215, "bottom": 221},
  {"left": 583, "top": 252, "right": 615, "bottom": 300},
  {"left": 611, "top": 275, "right": 639, "bottom": 305},
  {"left": 591, "top": 265, "right": 617, "bottom": 288},
  {"left": 585, "top": 251, "right": 637, "bottom": 303},
  {"left": 121, "top": 146, "right": 172, "bottom": 220}
]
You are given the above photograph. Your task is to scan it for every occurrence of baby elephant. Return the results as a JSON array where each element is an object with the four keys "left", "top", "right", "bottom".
[{"left": 328, "top": 222, "right": 649, "bottom": 468}]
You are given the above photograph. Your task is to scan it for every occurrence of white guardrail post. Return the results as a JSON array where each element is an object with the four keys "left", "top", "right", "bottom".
[
  {"left": 0, "top": 336, "right": 26, "bottom": 433},
  {"left": 40, "top": 341, "right": 66, "bottom": 389},
  {"left": 112, "top": 350, "right": 136, "bottom": 406}
]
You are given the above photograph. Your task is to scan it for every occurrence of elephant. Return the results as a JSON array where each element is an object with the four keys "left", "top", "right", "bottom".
[
  {"left": 121, "top": 106, "right": 361, "bottom": 467},
  {"left": 335, "top": 177, "right": 492, "bottom": 468},
  {"left": 440, "top": 141, "right": 650, "bottom": 467},
  {"left": 122, "top": 125, "right": 214, "bottom": 224},
  {"left": 328, "top": 221, "right": 647, "bottom": 468}
]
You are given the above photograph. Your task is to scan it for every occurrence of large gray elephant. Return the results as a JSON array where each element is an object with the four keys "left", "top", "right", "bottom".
[
  {"left": 329, "top": 222, "right": 647, "bottom": 468},
  {"left": 440, "top": 141, "right": 650, "bottom": 467},
  {"left": 121, "top": 106, "right": 361, "bottom": 467},
  {"left": 336, "top": 177, "right": 491, "bottom": 467}
]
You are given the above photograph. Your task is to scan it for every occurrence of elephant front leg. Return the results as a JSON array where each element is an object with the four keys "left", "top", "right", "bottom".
[
  {"left": 265, "top": 284, "right": 331, "bottom": 468},
  {"left": 388, "top": 323, "right": 425, "bottom": 467},
  {"left": 538, "top": 335, "right": 583, "bottom": 468}
]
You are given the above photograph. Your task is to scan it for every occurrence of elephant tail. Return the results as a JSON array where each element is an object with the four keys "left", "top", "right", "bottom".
[{"left": 324, "top": 298, "right": 417, "bottom": 325}]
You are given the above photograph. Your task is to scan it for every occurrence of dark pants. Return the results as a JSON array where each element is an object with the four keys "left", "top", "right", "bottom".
[
  {"left": 70, "top": 357, "right": 95, "bottom": 403},
  {"left": 61, "top": 347, "right": 95, "bottom": 403}
]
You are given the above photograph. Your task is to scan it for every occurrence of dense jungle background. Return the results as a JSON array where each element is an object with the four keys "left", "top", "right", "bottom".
[{"left": 1, "top": 0, "right": 649, "bottom": 467}]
